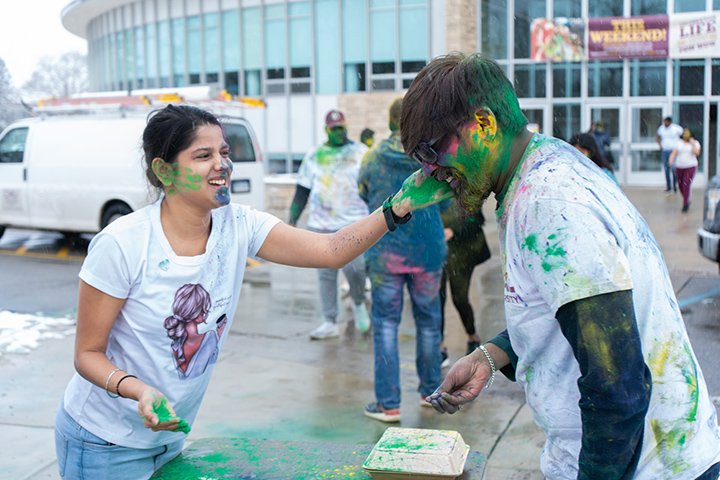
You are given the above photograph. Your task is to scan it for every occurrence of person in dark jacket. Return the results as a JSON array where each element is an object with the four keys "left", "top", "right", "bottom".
[
  {"left": 358, "top": 97, "right": 447, "bottom": 423},
  {"left": 438, "top": 199, "right": 491, "bottom": 365}
]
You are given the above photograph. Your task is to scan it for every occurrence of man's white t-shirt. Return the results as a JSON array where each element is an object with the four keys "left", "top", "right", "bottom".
[
  {"left": 657, "top": 123, "right": 683, "bottom": 151},
  {"left": 64, "top": 199, "right": 280, "bottom": 448},
  {"left": 296, "top": 142, "right": 369, "bottom": 231},
  {"left": 497, "top": 134, "right": 720, "bottom": 479}
]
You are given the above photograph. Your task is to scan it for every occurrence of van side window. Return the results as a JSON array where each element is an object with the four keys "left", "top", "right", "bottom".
[
  {"left": 0, "top": 128, "right": 29, "bottom": 164},
  {"left": 224, "top": 123, "right": 256, "bottom": 163}
]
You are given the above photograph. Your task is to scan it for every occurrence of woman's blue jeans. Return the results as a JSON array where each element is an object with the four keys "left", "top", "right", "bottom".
[
  {"left": 370, "top": 269, "right": 443, "bottom": 410},
  {"left": 54, "top": 401, "right": 184, "bottom": 479}
]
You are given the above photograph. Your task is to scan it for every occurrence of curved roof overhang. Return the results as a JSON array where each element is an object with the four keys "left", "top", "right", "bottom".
[{"left": 61, "top": 0, "right": 136, "bottom": 38}]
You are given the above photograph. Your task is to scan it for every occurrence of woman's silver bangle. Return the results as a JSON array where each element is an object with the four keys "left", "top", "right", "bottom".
[
  {"left": 104, "top": 368, "right": 122, "bottom": 398},
  {"left": 477, "top": 345, "right": 496, "bottom": 389}
]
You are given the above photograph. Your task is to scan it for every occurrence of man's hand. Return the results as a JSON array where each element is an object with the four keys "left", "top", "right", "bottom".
[
  {"left": 426, "top": 349, "right": 491, "bottom": 414},
  {"left": 391, "top": 169, "right": 454, "bottom": 216}
]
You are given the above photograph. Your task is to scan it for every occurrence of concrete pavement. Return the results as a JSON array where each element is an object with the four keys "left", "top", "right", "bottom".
[{"left": 1, "top": 185, "right": 719, "bottom": 480}]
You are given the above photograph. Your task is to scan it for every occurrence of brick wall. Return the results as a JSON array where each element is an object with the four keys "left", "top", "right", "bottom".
[
  {"left": 338, "top": 91, "right": 403, "bottom": 146},
  {"left": 445, "top": 0, "right": 477, "bottom": 53}
]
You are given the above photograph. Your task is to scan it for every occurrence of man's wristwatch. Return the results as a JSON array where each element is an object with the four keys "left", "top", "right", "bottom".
[{"left": 382, "top": 195, "right": 412, "bottom": 232}]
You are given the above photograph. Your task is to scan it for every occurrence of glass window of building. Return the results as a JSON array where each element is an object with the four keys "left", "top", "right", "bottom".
[
  {"left": 125, "top": 29, "right": 134, "bottom": 89},
  {"left": 553, "top": 0, "right": 580, "bottom": 18},
  {"left": 553, "top": 63, "right": 581, "bottom": 98},
  {"left": 630, "top": 60, "right": 666, "bottom": 96},
  {"left": 631, "top": 0, "right": 666, "bottom": 15},
  {"left": 588, "top": 61, "right": 623, "bottom": 97},
  {"left": 514, "top": 63, "right": 546, "bottom": 98},
  {"left": 370, "top": 0, "right": 397, "bottom": 90},
  {"left": 553, "top": 103, "right": 581, "bottom": 141},
  {"left": 481, "top": 0, "right": 507, "bottom": 59},
  {"left": 188, "top": 16, "right": 201, "bottom": 84},
  {"left": 713, "top": 59, "right": 720, "bottom": 96},
  {"left": 673, "top": 59, "right": 704, "bottom": 96},
  {"left": 343, "top": 0, "right": 367, "bottom": 92},
  {"left": 316, "top": 0, "right": 341, "bottom": 94},
  {"left": 589, "top": 0, "right": 622, "bottom": 17},
  {"left": 222, "top": 10, "right": 240, "bottom": 95},
  {"left": 675, "top": 0, "right": 705, "bottom": 12},
  {"left": 400, "top": 0, "right": 427, "bottom": 76},
  {"left": 515, "top": 0, "right": 546, "bottom": 59},
  {"left": 171, "top": 18, "right": 185, "bottom": 86},
  {"left": 265, "top": 4, "right": 286, "bottom": 95},
  {"left": 675, "top": 102, "right": 705, "bottom": 160},
  {"left": 289, "top": 2, "right": 311, "bottom": 94},
  {"left": 158, "top": 20, "right": 171, "bottom": 87},
  {"left": 115, "top": 31, "right": 124, "bottom": 90},
  {"left": 204, "top": 12, "right": 220, "bottom": 84},
  {"left": 134, "top": 26, "right": 144, "bottom": 88},
  {"left": 243, "top": 7, "right": 262, "bottom": 96},
  {"left": 145, "top": 22, "right": 157, "bottom": 88}
]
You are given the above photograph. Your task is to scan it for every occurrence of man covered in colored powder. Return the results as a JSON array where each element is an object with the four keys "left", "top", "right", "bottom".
[
  {"left": 358, "top": 97, "right": 447, "bottom": 423},
  {"left": 289, "top": 109, "right": 371, "bottom": 339},
  {"left": 400, "top": 53, "right": 720, "bottom": 479}
]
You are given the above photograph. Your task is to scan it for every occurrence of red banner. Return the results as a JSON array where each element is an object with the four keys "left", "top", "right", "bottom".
[{"left": 588, "top": 15, "right": 668, "bottom": 60}]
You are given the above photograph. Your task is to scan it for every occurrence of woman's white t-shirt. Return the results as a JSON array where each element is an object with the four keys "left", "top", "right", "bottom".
[
  {"left": 674, "top": 140, "right": 700, "bottom": 169},
  {"left": 63, "top": 199, "right": 280, "bottom": 448}
]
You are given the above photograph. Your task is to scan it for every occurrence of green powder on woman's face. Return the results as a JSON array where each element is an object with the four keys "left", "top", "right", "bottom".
[{"left": 153, "top": 398, "right": 191, "bottom": 433}]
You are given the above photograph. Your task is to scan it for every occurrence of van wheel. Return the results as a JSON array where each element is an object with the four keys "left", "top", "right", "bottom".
[
  {"left": 101, "top": 203, "right": 132, "bottom": 228},
  {"left": 0, "top": 225, "right": 5, "bottom": 240}
]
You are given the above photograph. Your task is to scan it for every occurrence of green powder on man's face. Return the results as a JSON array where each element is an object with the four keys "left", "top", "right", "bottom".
[{"left": 153, "top": 398, "right": 191, "bottom": 433}]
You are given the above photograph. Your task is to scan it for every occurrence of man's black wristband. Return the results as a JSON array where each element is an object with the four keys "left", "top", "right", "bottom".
[{"left": 382, "top": 195, "right": 412, "bottom": 232}]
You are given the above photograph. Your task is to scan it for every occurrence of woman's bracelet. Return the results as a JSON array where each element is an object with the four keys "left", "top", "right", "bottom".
[
  {"left": 477, "top": 345, "right": 497, "bottom": 389},
  {"left": 104, "top": 368, "right": 122, "bottom": 398},
  {"left": 115, "top": 374, "right": 137, "bottom": 399},
  {"left": 382, "top": 195, "right": 412, "bottom": 232}
]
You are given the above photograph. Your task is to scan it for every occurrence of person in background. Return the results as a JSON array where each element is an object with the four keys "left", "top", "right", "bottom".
[
  {"left": 669, "top": 127, "right": 701, "bottom": 213},
  {"left": 289, "top": 110, "right": 371, "bottom": 339},
  {"left": 358, "top": 97, "right": 446, "bottom": 423},
  {"left": 401, "top": 53, "right": 720, "bottom": 479},
  {"left": 360, "top": 128, "right": 375, "bottom": 148},
  {"left": 438, "top": 199, "right": 491, "bottom": 367},
  {"left": 656, "top": 116, "right": 684, "bottom": 194},
  {"left": 55, "top": 104, "right": 451, "bottom": 479},
  {"left": 588, "top": 120, "right": 614, "bottom": 168},
  {"left": 569, "top": 132, "right": 618, "bottom": 185}
]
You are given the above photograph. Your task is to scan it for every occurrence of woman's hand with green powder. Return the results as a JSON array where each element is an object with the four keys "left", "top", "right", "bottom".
[
  {"left": 137, "top": 388, "right": 191, "bottom": 434},
  {"left": 391, "top": 169, "right": 455, "bottom": 216}
]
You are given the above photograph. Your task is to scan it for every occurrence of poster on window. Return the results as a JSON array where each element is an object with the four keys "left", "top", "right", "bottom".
[
  {"left": 588, "top": 15, "right": 668, "bottom": 60},
  {"left": 669, "top": 12, "right": 720, "bottom": 58},
  {"left": 530, "top": 18, "right": 585, "bottom": 62}
]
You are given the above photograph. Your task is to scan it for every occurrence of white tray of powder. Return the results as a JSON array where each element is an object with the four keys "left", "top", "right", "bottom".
[{"left": 362, "top": 427, "right": 469, "bottom": 479}]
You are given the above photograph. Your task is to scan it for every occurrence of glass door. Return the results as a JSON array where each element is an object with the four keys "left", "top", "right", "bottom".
[
  {"left": 627, "top": 104, "right": 666, "bottom": 186},
  {"left": 589, "top": 106, "right": 624, "bottom": 182}
]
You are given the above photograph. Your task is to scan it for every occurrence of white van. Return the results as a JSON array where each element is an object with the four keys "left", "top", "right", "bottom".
[{"left": 0, "top": 111, "right": 264, "bottom": 240}]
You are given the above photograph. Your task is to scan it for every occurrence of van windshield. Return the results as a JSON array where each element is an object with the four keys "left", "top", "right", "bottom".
[{"left": 223, "top": 123, "right": 255, "bottom": 163}]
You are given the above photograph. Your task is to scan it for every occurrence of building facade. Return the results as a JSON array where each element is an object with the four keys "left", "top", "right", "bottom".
[{"left": 62, "top": 0, "right": 720, "bottom": 185}]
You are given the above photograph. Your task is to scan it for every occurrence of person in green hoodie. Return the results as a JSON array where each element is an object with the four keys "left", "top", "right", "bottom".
[{"left": 357, "top": 97, "right": 447, "bottom": 423}]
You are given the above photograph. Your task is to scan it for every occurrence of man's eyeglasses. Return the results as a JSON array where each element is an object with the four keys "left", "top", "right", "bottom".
[{"left": 411, "top": 135, "right": 445, "bottom": 165}]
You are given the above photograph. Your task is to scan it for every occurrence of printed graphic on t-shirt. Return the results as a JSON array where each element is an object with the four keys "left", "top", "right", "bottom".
[{"left": 163, "top": 283, "right": 227, "bottom": 380}]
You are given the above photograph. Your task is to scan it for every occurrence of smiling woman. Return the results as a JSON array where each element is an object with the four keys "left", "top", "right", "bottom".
[{"left": 53, "top": 103, "right": 452, "bottom": 480}]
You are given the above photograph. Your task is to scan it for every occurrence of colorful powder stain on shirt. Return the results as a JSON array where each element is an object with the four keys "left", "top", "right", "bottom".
[
  {"left": 153, "top": 398, "right": 191, "bottom": 433},
  {"left": 521, "top": 232, "right": 567, "bottom": 272}
]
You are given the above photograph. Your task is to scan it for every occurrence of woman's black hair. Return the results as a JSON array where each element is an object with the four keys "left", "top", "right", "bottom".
[
  {"left": 569, "top": 132, "right": 612, "bottom": 170},
  {"left": 142, "top": 104, "right": 222, "bottom": 189}
]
